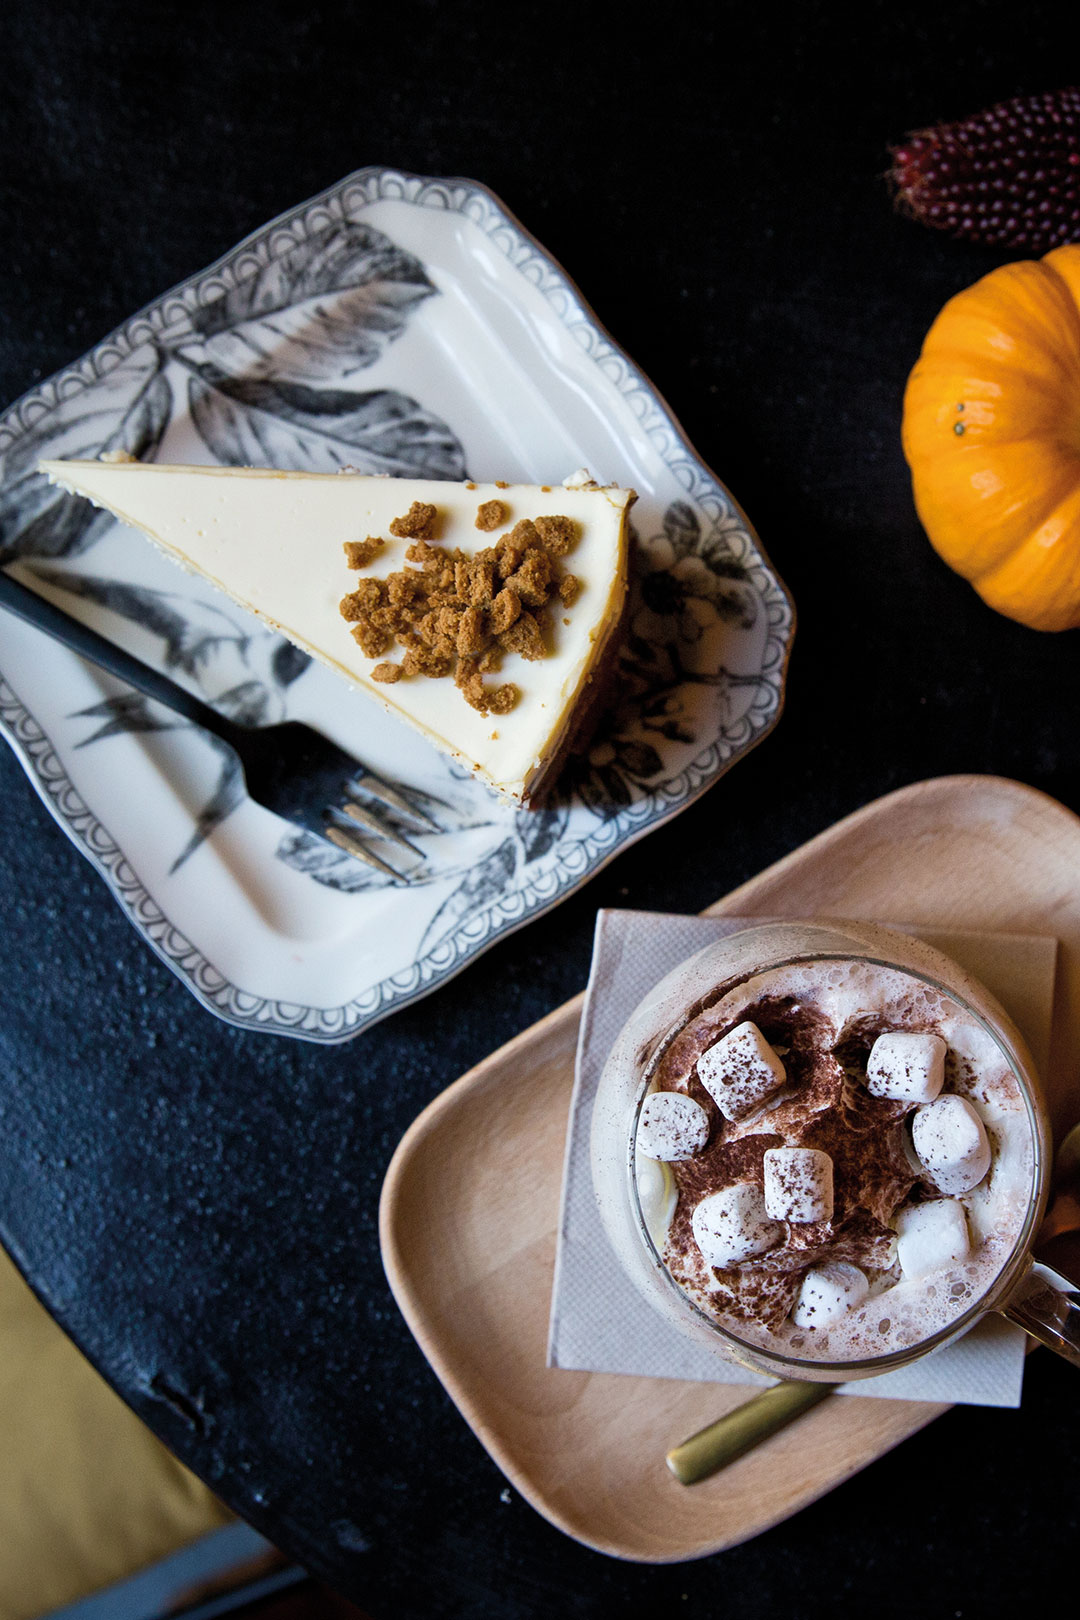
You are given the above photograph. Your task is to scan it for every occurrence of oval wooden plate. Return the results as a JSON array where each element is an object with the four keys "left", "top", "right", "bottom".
[{"left": 379, "top": 776, "right": 1080, "bottom": 1560}]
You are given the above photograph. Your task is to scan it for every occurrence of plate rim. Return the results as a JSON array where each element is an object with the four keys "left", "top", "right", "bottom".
[{"left": 0, "top": 166, "right": 795, "bottom": 1042}]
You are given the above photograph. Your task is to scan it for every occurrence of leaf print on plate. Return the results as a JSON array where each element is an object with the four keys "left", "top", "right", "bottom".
[
  {"left": 27, "top": 566, "right": 312, "bottom": 864},
  {"left": 170, "top": 220, "right": 436, "bottom": 385},
  {"left": 26, "top": 566, "right": 265, "bottom": 683},
  {"left": 276, "top": 828, "right": 392, "bottom": 893},
  {"left": 418, "top": 837, "right": 519, "bottom": 957},
  {"left": 610, "top": 740, "right": 664, "bottom": 780},
  {"left": 271, "top": 639, "right": 312, "bottom": 689},
  {"left": 188, "top": 374, "right": 466, "bottom": 479},
  {"left": 0, "top": 345, "right": 171, "bottom": 565},
  {"left": 514, "top": 803, "right": 569, "bottom": 866},
  {"left": 169, "top": 734, "right": 246, "bottom": 874},
  {"left": 74, "top": 692, "right": 180, "bottom": 745},
  {"left": 69, "top": 692, "right": 243, "bottom": 873}
]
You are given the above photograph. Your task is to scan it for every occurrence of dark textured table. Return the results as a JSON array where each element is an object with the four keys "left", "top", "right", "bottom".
[{"left": 2, "top": 4, "right": 1079, "bottom": 1616}]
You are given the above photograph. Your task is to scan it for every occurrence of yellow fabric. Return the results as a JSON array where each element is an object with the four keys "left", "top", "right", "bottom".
[{"left": 0, "top": 1247, "right": 231, "bottom": 1620}]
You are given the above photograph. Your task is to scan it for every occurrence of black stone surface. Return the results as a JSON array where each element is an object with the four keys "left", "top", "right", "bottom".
[{"left": 2, "top": 4, "right": 1078, "bottom": 1616}]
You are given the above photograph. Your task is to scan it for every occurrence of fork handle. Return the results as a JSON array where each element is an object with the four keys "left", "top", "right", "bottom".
[{"left": 0, "top": 567, "right": 242, "bottom": 746}]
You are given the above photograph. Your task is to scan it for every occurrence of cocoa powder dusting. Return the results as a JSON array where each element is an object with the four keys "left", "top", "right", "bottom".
[{"left": 657, "top": 991, "right": 919, "bottom": 1331}]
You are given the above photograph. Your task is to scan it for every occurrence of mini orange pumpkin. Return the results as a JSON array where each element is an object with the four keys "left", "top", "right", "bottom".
[{"left": 901, "top": 244, "right": 1080, "bottom": 631}]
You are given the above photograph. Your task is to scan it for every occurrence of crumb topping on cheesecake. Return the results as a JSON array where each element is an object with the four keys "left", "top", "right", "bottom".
[
  {"left": 339, "top": 505, "right": 584, "bottom": 717},
  {"left": 342, "top": 537, "right": 385, "bottom": 568},
  {"left": 474, "top": 499, "right": 506, "bottom": 532},
  {"left": 388, "top": 501, "right": 439, "bottom": 539}
]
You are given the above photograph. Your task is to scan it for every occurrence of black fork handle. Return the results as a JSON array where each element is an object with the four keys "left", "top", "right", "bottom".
[{"left": 0, "top": 567, "right": 241, "bottom": 747}]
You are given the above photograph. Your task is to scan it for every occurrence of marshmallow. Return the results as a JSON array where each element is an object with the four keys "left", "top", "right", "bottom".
[
  {"left": 911, "top": 1094, "right": 991, "bottom": 1194},
  {"left": 763, "top": 1147, "right": 834, "bottom": 1223},
  {"left": 637, "top": 1091, "right": 709, "bottom": 1161},
  {"left": 866, "top": 1031, "right": 946, "bottom": 1103},
  {"left": 691, "top": 1182, "right": 783, "bottom": 1269},
  {"left": 895, "top": 1198, "right": 970, "bottom": 1279},
  {"left": 792, "top": 1261, "right": 869, "bottom": 1327},
  {"left": 697, "top": 1021, "right": 786, "bottom": 1121}
]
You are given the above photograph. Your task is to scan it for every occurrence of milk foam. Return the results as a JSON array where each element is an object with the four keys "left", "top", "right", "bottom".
[{"left": 635, "top": 959, "right": 1036, "bottom": 1364}]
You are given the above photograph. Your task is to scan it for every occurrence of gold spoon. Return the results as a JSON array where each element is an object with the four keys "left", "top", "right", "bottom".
[{"left": 666, "top": 1121, "right": 1080, "bottom": 1485}]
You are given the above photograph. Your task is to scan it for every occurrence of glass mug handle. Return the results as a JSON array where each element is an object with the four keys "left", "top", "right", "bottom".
[
  {"left": 1002, "top": 1260, "right": 1080, "bottom": 1368},
  {"left": 667, "top": 1262, "right": 1080, "bottom": 1486}
]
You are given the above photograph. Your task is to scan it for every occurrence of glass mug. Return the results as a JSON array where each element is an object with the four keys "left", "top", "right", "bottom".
[{"left": 590, "top": 919, "right": 1080, "bottom": 1381}]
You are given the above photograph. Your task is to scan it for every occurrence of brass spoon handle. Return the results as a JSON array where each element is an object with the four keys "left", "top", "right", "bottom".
[{"left": 666, "top": 1380, "right": 835, "bottom": 1485}]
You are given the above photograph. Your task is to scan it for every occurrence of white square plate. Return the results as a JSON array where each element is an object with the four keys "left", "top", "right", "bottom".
[{"left": 0, "top": 170, "right": 793, "bottom": 1040}]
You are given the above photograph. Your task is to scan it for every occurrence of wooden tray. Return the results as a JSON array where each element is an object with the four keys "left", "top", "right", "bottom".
[{"left": 379, "top": 776, "right": 1080, "bottom": 1561}]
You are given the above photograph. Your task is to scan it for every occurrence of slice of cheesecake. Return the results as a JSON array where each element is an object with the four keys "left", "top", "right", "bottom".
[{"left": 38, "top": 460, "right": 634, "bottom": 804}]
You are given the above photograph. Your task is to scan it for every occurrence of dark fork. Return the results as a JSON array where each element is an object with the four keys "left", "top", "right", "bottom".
[{"left": 0, "top": 568, "right": 436, "bottom": 881}]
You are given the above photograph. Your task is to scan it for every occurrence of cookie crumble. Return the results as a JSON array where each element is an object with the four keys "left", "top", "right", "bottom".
[
  {"left": 389, "top": 501, "right": 438, "bottom": 540},
  {"left": 339, "top": 505, "right": 582, "bottom": 716},
  {"left": 475, "top": 499, "right": 506, "bottom": 532},
  {"left": 343, "top": 537, "right": 385, "bottom": 569}
]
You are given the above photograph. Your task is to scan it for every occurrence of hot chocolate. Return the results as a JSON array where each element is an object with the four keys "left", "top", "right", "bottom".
[{"left": 634, "top": 957, "right": 1036, "bottom": 1364}]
